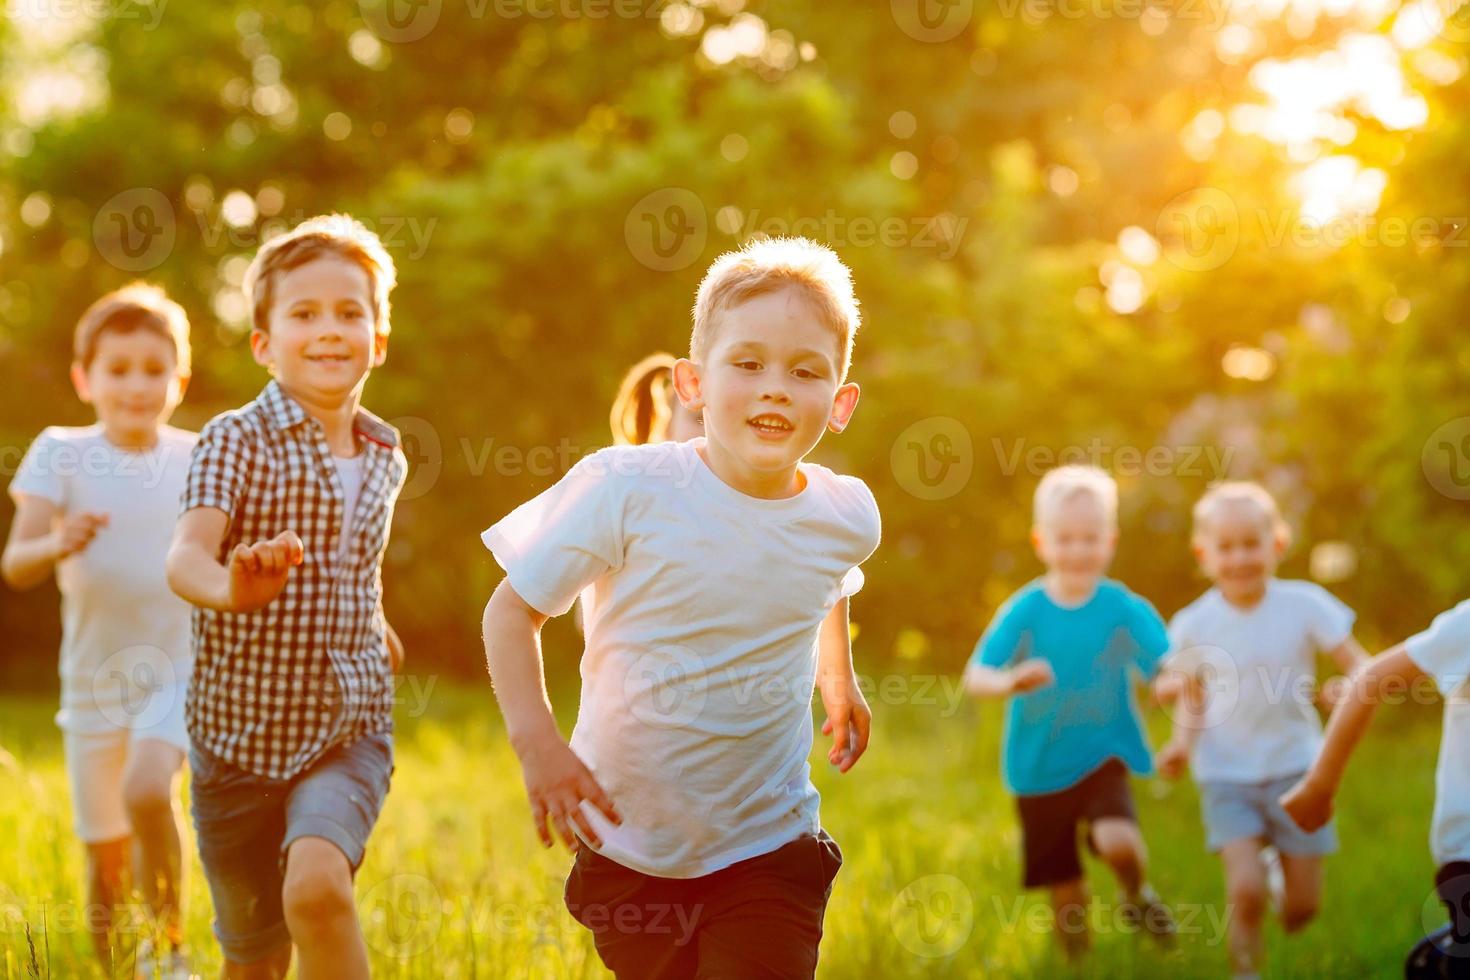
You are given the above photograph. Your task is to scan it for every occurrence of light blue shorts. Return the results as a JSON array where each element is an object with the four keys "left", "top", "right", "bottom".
[{"left": 1198, "top": 771, "right": 1338, "bottom": 856}]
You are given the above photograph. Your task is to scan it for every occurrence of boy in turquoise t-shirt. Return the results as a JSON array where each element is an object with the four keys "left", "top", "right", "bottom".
[{"left": 965, "top": 465, "right": 1175, "bottom": 957}]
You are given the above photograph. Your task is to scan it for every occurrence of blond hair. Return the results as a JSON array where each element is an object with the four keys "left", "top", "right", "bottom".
[
  {"left": 690, "top": 237, "right": 861, "bottom": 381},
  {"left": 610, "top": 352, "right": 678, "bottom": 446},
  {"left": 73, "top": 281, "right": 191, "bottom": 376},
  {"left": 243, "top": 213, "right": 397, "bottom": 336},
  {"left": 1192, "top": 481, "right": 1292, "bottom": 548},
  {"left": 1033, "top": 465, "right": 1119, "bottom": 527}
]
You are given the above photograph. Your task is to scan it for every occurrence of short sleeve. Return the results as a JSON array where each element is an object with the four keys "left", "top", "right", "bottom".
[
  {"left": 8, "top": 429, "right": 65, "bottom": 506},
  {"left": 481, "top": 449, "right": 626, "bottom": 618},
  {"left": 181, "top": 415, "right": 253, "bottom": 518},
  {"left": 1405, "top": 600, "right": 1470, "bottom": 699},
  {"left": 971, "top": 592, "right": 1030, "bottom": 670},
  {"left": 836, "top": 477, "right": 881, "bottom": 600},
  {"left": 1163, "top": 608, "right": 1202, "bottom": 673},
  {"left": 1302, "top": 584, "right": 1355, "bottom": 651},
  {"left": 1124, "top": 591, "right": 1171, "bottom": 680}
]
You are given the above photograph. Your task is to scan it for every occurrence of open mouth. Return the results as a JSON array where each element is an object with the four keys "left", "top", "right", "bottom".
[{"left": 747, "top": 414, "right": 795, "bottom": 437}]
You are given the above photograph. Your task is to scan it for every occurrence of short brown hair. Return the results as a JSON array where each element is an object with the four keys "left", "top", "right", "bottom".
[
  {"left": 243, "top": 213, "right": 397, "bottom": 335},
  {"left": 690, "top": 237, "right": 861, "bottom": 381},
  {"left": 73, "top": 282, "right": 191, "bottom": 375}
]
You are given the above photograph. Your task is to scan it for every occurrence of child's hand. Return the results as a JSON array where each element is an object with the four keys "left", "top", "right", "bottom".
[
  {"left": 1154, "top": 739, "right": 1190, "bottom": 781},
  {"left": 819, "top": 673, "right": 872, "bottom": 773},
  {"left": 1152, "top": 667, "right": 1194, "bottom": 706},
  {"left": 1008, "top": 659, "right": 1055, "bottom": 694},
  {"left": 1279, "top": 774, "right": 1333, "bottom": 832},
  {"left": 226, "top": 531, "right": 303, "bottom": 613},
  {"left": 51, "top": 512, "right": 108, "bottom": 559},
  {"left": 515, "top": 732, "right": 621, "bottom": 851}
]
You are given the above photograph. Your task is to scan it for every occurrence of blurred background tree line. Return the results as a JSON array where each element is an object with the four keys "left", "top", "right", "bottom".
[{"left": 1, "top": 0, "right": 1466, "bottom": 687}]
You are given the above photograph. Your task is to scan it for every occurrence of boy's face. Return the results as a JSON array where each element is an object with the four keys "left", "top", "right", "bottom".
[
  {"left": 71, "top": 329, "right": 187, "bottom": 444},
  {"left": 250, "top": 255, "right": 386, "bottom": 406},
  {"left": 1194, "top": 502, "right": 1282, "bottom": 602},
  {"left": 1031, "top": 492, "right": 1117, "bottom": 592},
  {"left": 673, "top": 286, "right": 859, "bottom": 490}
]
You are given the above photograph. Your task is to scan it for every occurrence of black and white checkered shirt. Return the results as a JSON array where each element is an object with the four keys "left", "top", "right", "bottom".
[{"left": 181, "top": 380, "right": 407, "bottom": 780}]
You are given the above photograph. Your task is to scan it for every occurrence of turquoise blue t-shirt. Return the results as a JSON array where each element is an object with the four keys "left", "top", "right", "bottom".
[{"left": 969, "top": 578, "right": 1169, "bottom": 796}]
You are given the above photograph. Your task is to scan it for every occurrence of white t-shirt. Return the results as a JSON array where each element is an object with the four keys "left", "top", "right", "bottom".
[
  {"left": 1404, "top": 599, "right": 1470, "bottom": 866},
  {"left": 8, "top": 424, "right": 197, "bottom": 734},
  {"left": 482, "top": 437, "right": 881, "bottom": 878},
  {"left": 332, "top": 453, "right": 364, "bottom": 557},
  {"left": 1166, "top": 579, "right": 1355, "bottom": 783}
]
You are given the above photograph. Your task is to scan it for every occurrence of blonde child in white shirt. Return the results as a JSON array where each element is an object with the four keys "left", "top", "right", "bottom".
[
  {"left": 2, "top": 283, "right": 196, "bottom": 978},
  {"left": 481, "top": 237, "right": 880, "bottom": 979},
  {"left": 1155, "top": 482, "right": 1368, "bottom": 980}
]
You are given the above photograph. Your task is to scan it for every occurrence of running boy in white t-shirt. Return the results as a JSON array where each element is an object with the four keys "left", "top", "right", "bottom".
[
  {"left": 481, "top": 237, "right": 881, "bottom": 979},
  {"left": 3, "top": 283, "right": 197, "bottom": 977},
  {"left": 1155, "top": 482, "right": 1368, "bottom": 980},
  {"left": 1282, "top": 600, "right": 1470, "bottom": 975}
]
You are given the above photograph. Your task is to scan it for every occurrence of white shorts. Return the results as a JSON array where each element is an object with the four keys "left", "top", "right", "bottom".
[{"left": 60, "top": 674, "right": 189, "bottom": 843}]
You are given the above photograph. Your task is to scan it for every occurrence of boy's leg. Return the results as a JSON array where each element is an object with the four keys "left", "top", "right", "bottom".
[
  {"left": 1276, "top": 855, "right": 1322, "bottom": 933},
  {"left": 1049, "top": 878, "right": 1091, "bottom": 957},
  {"left": 1090, "top": 818, "right": 1144, "bottom": 896},
  {"left": 122, "top": 737, "right": 187, "bottom": 949},
  {"left": 1219, "top": 838, "right": 1269, "bottom": 977},
  {"left": 279, "top": 732, "right": 394, "bottom": 980},
  {"left": 692, "top": 830, "right": 843, "bottom": 979},
  {"left": 82, "top": 838, "right": 131, "bottom": 965},
  {"left": 188, "top": 742, "right": 294, "bottom": 977},
  {"left": 564, "top": 844, "right": 701, "bottom": 979},
  {"left": 1015, "top": 788, "right": 1088, "bottom": 956},
  {"left": 281, "top": 838, "right": 367, "bottom": 980},
  {"left": 64, "top": 729, "right": 132, "bottom": 964}
]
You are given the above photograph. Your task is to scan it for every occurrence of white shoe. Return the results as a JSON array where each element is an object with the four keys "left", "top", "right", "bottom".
[{"left": 1262, "top": 844, "right": 1286, "bottom": 916}]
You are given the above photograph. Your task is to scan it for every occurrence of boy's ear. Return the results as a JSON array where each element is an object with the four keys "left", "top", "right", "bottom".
[
  {"left": 69, "top": 362, "right": 92, "bottom": 404},
  {"left": 671, "top": 357, "right": 705, "bottom": 411},
  {"left": 249, "top": 329, "right": 273, "bottom": 369},
  {"left": 373, "top": 331, "right": 389, "bottom": 367},
  {"left": 826, "top": 382, "right": 861, "bottom": 434}
]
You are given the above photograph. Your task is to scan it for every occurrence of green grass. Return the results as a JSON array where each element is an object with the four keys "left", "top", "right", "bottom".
[{"left": 0, "top": 679, "right": 1442, "bottom": 978}]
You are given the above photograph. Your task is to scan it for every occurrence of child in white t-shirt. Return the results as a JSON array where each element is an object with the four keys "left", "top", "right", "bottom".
[
  {"left": 1155, "top": 482, "right": 1368, "bottom": 980},
  {"left": 2, "top": 283, "right": 196, "bottom": 976},
  {"left": 481, "top": 237, "right": 880, "bottom": 979},
  {"left": 1282, "top": 600, "right": 1470, "bottom": 975}
]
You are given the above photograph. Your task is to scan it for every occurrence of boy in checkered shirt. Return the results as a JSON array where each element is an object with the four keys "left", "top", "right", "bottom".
[{"left": 166, "top": 214, "right": 407, "bottom": 980}]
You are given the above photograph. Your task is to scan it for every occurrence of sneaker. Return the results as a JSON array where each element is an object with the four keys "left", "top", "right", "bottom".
[
  {"left": 135, "top": 938, "right": 197, "bottom": 980},
  {"left": 1119, "top": 884, "right": 1177, "bottom": 946},
  {"left": 1262, "top": 845, "right": 1286, "bottom": 916}
]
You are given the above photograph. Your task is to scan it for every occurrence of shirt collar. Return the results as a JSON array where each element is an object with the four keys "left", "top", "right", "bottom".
[{"left": 258, "top": 379, "right": 401, "bottom": 450}]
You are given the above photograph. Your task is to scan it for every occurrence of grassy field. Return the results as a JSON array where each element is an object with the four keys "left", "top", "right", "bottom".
[{"left": 0, "top": 676, "right": 1443, "bottom": 978}]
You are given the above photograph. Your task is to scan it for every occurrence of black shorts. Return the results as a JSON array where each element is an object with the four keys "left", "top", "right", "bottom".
[{"left": 1014, "top": 758, "right": 1137, "bottom": 889}]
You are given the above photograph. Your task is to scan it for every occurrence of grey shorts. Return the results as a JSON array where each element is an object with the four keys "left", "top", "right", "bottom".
[
  {"left": 189, "top": 732, "right": 394, "bottom": 964},
  {"left": 1198, "top": 771, "right": 1338, "bottom": 856}
]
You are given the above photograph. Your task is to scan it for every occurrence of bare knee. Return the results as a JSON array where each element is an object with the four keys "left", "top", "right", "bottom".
[
  {"left": 123, "top": 771, "right": 173, "bottom": 826},
  {"left": 282, "top": 855, "right": 354, "bottom": 936},
  {"left": 1281, "top": 896, "right": 1319, "bottom": 933},
  {"left": 1228, "top": 880, "right": 1268, "bottom": 926}
]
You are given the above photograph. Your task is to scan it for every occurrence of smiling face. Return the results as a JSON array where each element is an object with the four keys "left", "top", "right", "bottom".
[
  {"left": 673, "top": 285, "right": 859, "bottom": 497},
  {"left": 1032, "top": 491, "right": 1117, "bottom": 595},
  {"left": 71, "top": 329, "right": 187, "bottom": 447},
  {"left": 1194, "top": 499, "right": 1283, "bottom": 604},
  {"left": 250, "top": 254, "right": 386, "bottom": 408}
]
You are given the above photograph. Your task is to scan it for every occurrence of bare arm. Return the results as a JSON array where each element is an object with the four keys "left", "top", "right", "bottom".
[
  {"left": 1280, "top": 645, "right": 1426, "bottom": 829},
  {"left": 166, "top": 507, "right": 302, "bottom": 612},
  {"left": 1, "top": 495, "right": 107, "bottom": 590},
  {"left": 965, "top": 659, "right": 1053, "bottom": 698},
  {"left": 482, "top": 578, "right": 619, "bottom": 850},
  {"left": 816, "top": 597, "right": 870, "bottom": 772}
]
